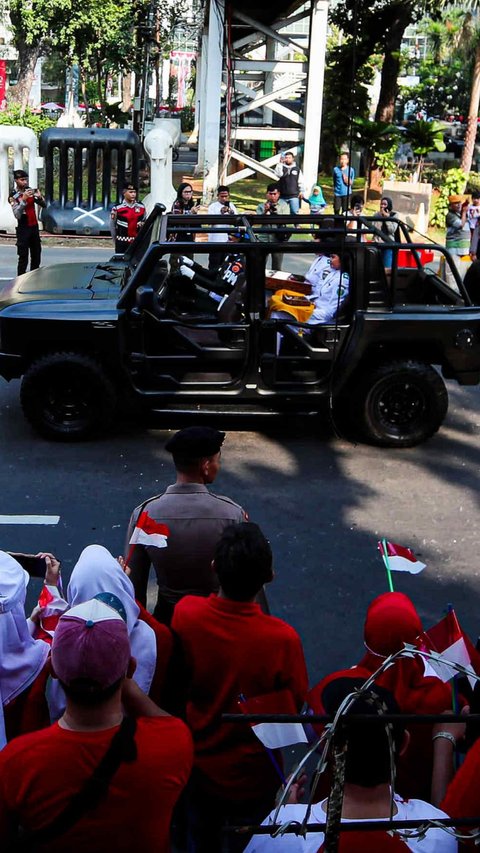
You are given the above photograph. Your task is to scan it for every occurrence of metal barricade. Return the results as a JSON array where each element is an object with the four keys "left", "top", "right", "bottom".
[{"left": 39, "top": 127, "right": 141, "bottom": 235}]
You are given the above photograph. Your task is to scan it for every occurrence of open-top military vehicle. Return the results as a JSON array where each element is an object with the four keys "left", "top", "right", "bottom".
[{"left": 0, "top": 205, "right": 478, "bottom": 445}]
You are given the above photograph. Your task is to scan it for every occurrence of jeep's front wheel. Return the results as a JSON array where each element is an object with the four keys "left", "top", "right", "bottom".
[
  {"left": 352, "top": 360, "right": 448, "bottom": 447},
  {"left": 20, "top": 352, "right": 117, "bottom": 441}
]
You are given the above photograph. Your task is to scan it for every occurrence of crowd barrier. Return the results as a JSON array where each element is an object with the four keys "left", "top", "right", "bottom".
[
  {"left": 39, "top": 127, "right": 141, "bottom": 235},
  {"left": 222, "top": 709, "right": 480, "bottom": 851}
]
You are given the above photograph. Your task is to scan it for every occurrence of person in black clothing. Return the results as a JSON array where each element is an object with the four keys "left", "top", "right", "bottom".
[
  {"left": 274, "top": 152, "right": 305, "bottom": 215},
  {"left": 9, "top": 169, "right": 46, "bottom": 276},
  {"left": 170, "top": 182, "right": 200, "bottom": 272},
  {"left": 178, "top": 230, "right": 248, "bottom": 316}
]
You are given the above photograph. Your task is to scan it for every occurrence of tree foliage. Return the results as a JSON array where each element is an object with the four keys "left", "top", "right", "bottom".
[{"left": 7, "top": 0, "right": 184, "bottom": 119}]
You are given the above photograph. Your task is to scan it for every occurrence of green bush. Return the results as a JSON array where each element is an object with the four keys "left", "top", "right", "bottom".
[
  {"left": 430, "top": 167, "right": 467, "bottom": 228},
  {"left": 0, "top": 104, "right": 56, "bottom": 137},
  {"left": 466, "top": 172, "right": 480, "bottom": 193}
]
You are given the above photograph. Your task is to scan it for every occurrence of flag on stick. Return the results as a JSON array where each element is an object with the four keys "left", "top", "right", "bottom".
[
  {"left": 238, "top": 689, "right": 308, "bottom": 750},
  {"left": 129, "top": 511, "right": 170, "bottom": 548},
  {"left": 378, "top": 540, "right": 426, "bottom": 590},
  {"left": 421, "top": 609, "right": 476, "bottom": 689}
]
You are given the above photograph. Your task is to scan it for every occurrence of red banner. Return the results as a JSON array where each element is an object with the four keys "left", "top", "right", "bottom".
[{"left": 0, "top": 61, "right": 6, "bottom": 111}]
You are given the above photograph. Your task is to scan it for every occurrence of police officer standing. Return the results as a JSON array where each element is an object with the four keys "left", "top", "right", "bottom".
[
  {"left": 9, "top": 169, "right": 46, "bottom": 276},
  {"left": 126, "top": 427, "right": 247, "bottom": 625},
  {"left": 110, "top": 184, "right": 146, "bottom": 254}
]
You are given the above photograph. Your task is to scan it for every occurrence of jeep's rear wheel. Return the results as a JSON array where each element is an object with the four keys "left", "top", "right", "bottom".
[
  {"left": 353, "top": 360, "right": 448, "bottom": 447},
  {"left": 20, "top": 353, "right": 117, "bottom": 441}
]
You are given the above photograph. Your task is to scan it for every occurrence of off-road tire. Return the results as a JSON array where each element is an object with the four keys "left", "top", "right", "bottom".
[
  {"left": 20, "top": 352, "right": 117, "bottom": 441},
  {"left": 351, "top": 360, "right": 448, "bottom": 447}
]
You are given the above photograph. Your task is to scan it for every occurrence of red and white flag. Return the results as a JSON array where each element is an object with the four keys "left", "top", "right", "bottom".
[
  {"left": 378, "top": 541, "right": 426, "bottom": 574},
  {"left": 422, "top": 610, "right": 476, "bottom": 688},
  {"left": 31, "top": 584, "right": 69, "bottom": 642},
  {"left": 129, "top": 511, "right": 170, "bottom": 549},
  {"left": 238, "top": 689, "right": 308, "bottom": 750}
]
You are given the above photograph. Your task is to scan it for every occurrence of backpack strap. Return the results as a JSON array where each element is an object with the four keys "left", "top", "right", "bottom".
[{"left": 11, "top": 716, "right": 137, "bottom": 851}]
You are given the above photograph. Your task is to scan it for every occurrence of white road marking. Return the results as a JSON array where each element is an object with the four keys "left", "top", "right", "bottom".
[{"left": 0, "top": 515, "right": 60, "bottom": 525}]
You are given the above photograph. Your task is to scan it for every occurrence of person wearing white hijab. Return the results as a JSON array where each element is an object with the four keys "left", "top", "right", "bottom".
[
  {"left": 67, "top": 545, "right": 157, "bottom": 695},
  {"left": 0, "top": 552, "right": 50, "bottom": 749}
]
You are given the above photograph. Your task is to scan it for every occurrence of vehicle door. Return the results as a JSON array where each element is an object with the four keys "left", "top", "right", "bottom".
[
  {"left": 118, "top": 244, "right": 251, "bottom": 394},
  {"left": 257, "top": 242, "right": 353, "bottom": 391}
]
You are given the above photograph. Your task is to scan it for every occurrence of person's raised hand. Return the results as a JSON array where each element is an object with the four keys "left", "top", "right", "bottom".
[{"left": 37, "top": 552, "right": 61, "bottom": 586}]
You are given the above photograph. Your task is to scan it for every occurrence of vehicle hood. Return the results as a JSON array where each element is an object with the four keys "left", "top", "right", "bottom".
[{"left": 0, "top": 261, "right": 124, "bottom": 309}]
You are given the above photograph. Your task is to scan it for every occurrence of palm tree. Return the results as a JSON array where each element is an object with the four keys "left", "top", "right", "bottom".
[
  {"left": 403, "top": 120, "right": 446, "bottom": 180},
  {"left": 353, "top": 119, "right": 399, "bottom": 200},
  {"left": 439, "top": 1, "right": 480, "bottom": 176}
]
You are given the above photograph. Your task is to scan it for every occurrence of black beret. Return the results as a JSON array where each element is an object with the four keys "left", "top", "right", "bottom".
[
  {"left": 13, "top": 169, "right": 28, "bottom": 179},
  {"left": 165, "top": 426, "right": 225, "bottom": 458}
]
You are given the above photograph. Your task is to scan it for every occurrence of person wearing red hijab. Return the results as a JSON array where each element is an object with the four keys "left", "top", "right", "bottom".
[{"left": 307, "top": 592, "right": 453, "bottom": 801}]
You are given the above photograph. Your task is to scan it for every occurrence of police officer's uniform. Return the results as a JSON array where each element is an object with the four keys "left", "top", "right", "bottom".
[
  {"left": 110, "top": 199, "right": 146, "bottom": 254},
  {"left": 126, "top": 428, "right": 246, "bottom": 624},
  {"left": 9, "top": 169, "right": 46, "bottom": 276}
]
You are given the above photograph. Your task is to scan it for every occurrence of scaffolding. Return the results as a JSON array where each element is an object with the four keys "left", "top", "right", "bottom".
[{"left": 196, "top": 0, "right": 329, "bottom": 201}]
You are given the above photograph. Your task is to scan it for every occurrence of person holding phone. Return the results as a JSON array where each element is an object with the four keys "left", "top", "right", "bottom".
[
  {"left": 346, "top": 193, "right": 367, "bottom": 242},
  {"left": 170, "top": 182, "right": 200, "bottom": 270},
  {"left": 207, "top": 186, "right": 238, "bottom": 270},
  {"left": 9, "top": 169, "right": 46, "bottom": 276}
]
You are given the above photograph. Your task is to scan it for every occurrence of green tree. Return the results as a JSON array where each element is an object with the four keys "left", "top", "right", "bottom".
[
  {"left": 403, "top": 120, "right": 446, "bottom": 180},
  {"left": 329, "top": 0, "right": 441, "bottom": 124},
  {"left": 353, "top": 118, "right": 399, "bottom": 198}
]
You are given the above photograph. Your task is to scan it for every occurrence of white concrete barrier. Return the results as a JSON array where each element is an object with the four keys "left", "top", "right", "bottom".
[
  {"left": 0, "top": 126, "right": 43, "bottom": 233},
  {"left": 143, "top": 118, "right": 181, "bottom": 214}
]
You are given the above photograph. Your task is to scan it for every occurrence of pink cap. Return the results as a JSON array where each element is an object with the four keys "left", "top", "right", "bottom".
[{"left": 51, "top": 599, "right": 130, "bottom": 690}]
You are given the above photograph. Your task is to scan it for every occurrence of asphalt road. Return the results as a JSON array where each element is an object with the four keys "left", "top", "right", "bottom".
[{"left": 0, "top": 244, "right": 480, "bottom": 686}]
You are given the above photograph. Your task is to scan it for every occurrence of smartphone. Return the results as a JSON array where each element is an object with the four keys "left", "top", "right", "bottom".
[
  {"left": 289, "top": 274, "right": 305, "bottom": 282},
  {"left": 8, "top": 552, "right": 47, "bottom": 577}
]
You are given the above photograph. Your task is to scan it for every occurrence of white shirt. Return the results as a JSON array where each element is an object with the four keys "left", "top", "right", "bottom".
[
  {"left": 307, "top": 268, "right": 349, "bottom": 324},
  {"left": 304, "top": 254, "right": 331, "bottom": 298},
  {"left": 207, "top": 200, "right": 238, "bottom": 243},
  {"left": 243, "top": 795, "right": 457, "bottom": 853}
]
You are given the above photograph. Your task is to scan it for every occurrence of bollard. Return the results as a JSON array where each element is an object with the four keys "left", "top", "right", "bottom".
[
  {"left": 39, "top": 127, "right": 141, "bottom": 235},
  {"left": 0, "top": 126, "right": 43, "bottom": 234}
]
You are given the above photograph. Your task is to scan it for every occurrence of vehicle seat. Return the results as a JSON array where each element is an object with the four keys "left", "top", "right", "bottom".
[{"left": 217, "top": 280, "right": 246, "bottom": 323}]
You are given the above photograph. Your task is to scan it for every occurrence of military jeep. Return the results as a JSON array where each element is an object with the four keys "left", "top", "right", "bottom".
[{"left": 0, "top": 205, "right": 478, "bottom": 446}]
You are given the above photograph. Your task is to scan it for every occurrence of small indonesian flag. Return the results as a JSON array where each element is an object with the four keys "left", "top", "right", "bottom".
[
  {"left": 129, "top": 511, "right": 170, "bottom": 549},
  {"left": 378, "top": 541, "right": 426, "bottom": 574},
  {"left": 32, "top": 584, "right": 69, "bottom": 641},
  {"left": 238, "top": 689, "right": 308, "bottom": 750},
  {"left": 422, "top": 610, "right": 476, "bottom": 688}
]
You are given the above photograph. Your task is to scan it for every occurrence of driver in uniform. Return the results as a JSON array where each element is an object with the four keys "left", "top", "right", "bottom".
[{"left": 178, "top": 229, "right": 248, "bottom": 311}]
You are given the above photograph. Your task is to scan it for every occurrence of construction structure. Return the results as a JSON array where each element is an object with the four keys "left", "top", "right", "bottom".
[{"left": 195, "top": 0, "right": 328, "bottom": 201}]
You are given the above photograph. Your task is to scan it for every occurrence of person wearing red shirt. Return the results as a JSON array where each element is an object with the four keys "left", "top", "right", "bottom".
[
  {"left": 9, "top": 169, "right": 46, "bottom": 275},
  {"left": 0, "top": 598, "right": 193, "bottom": 853},
  {"left": 307, "top": 593, "right": 453, "bottom": 802},
  {"left": 171, "top": 521, "right": 309, "bottom": 852},
  {"left": 110, "top": 184, "right": 146, "bottom": 254}
]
